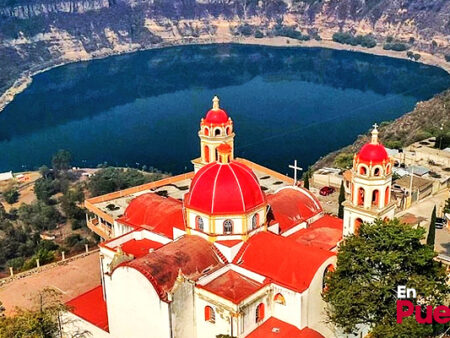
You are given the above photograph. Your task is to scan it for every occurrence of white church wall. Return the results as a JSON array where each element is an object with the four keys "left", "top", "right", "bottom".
[
  {"left": 271, "top": 284, "right": 302, "bottom": 329},
  {"left": 171, "top": 279, "right": 196, "bottom": 338},
  {"left": 106, "top": 267, "right": 171, "bottom": 338},
  {"left": 194, "top": 296, "right": 233, "bottom": 338},
  {"left": 307, "top": 256, "right": 337, "bottom": 338},
  {"left": 240, "top": 294, "right": 270, "bottom": 337},
  {"left": 214, "top": 216, "right": 244, "bottom": 235}
]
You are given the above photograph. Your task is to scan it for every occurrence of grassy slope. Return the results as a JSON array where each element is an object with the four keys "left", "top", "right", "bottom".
[{"left": 313, "top": 89, "right": 450, "bottom": 169}]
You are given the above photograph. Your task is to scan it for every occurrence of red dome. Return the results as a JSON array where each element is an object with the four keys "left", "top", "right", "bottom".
[
  {"left": 185, "top": 161, "right": 266, "bottom": 215},
  {"left": 204, "top": 108, "right": 229, "bottom": 124},
  {"left": 357, "top": 143, "right": 389, "bottom": 163}
]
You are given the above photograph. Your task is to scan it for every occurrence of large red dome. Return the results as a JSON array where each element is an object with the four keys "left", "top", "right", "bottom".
[
  {"left": 185, "top": 161, "right": 266, "bottom": 215},
  {"left": 204, "top": 108, "right": 229, "bottom": 124},
  {"left": 357, "top": 143, "right": 389, "bottom": 163}
]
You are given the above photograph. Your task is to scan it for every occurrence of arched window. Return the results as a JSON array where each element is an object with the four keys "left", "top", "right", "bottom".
[
  {"left": 357, "top": 187, "right": 365, "bottom": 206},
  {"left": 226, "top": 126, "right": 231, "bottom": 135},
  {"left": 195, "top": 216, "right": 204, "bottom": 231},
  {"left": 256, "top": 303, "right": 265, "bottom": 323},
  {"left": 372, "top": 189, "right": 379, "bottom": 207},
  {"left": 354, "top": 218, "right": 363, "bottom": 235},
  {"left": 223, "top": 219, "right": 233, "bottom": 234},
  {"left": 214, "top": 128, "right": 221, "bottom": 136},
  {"left": 386, "top": 164, "right": 391, "bottom": 174},
  {"left": 385, "top": 186, "right": 390, "bottom": 206},
  {"left": 374, "top": 167, "right": 381, "bottom": 176},
  {"left": 204, "top": 306, "right": 215, "bottom": 323},
  {"left": 273, "top": 293, "right": 285, "bottom": 305},
  {"left": 204, "top": 145, "right": 210, "bottom": 163},
  {"left": 252, "top": 214, "right": 259, "bottom": 230},
  {"left": 359, "top": 165, "right": 367, "bottom": 175},
  {"left": 204, "top": 127, "right": 210, "bottom": 136},
  {"left": 322, "top": 264, "right": 335, "bottom": 292}
]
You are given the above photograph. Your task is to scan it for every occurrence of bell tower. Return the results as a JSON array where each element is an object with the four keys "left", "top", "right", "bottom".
[
  {"left": 343, "top": 125, "right": 396, "bottom": 236},
  {"left": 192, "top": 96, "right": 235, "bottom": 172}
]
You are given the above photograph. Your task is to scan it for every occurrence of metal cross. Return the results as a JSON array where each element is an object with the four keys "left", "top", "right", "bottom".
[{"left": 289, "top": 160, "right": 303, "bottom": 186}]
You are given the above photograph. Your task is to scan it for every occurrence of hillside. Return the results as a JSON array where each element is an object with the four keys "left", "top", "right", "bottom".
[
  {"left": 313, "top": 89, "right": 450, "bottom": 169},
  {"left": 0, "top": 0, "right": 449, "bottom": 104}
]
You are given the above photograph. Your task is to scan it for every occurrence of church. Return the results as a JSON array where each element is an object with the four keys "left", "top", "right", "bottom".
[{"left": 62, "top": 97, "right": 394, "bottom": 338}]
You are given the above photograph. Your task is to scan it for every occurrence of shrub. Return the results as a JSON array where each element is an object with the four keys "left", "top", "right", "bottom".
[
  {"left": 254, "top": 30, "right": 264, "bottom": 39},
  {"left": 332, "top": 32, "right": 376, "bottom": 48},
  {"left": 334, "top": 152, "right": 354, "bottom": 169},
  {"left": 413, "top": 53, "right": 421, "bottom": 61},
  {"left": 383, "top": 42, "right": 409, "bottom": 51},
  {"left": 3, "top": 187, "right": 19, "bottom": 204},
  {"left": 445, "top": 55, "right": 450, "bottom": 62}
]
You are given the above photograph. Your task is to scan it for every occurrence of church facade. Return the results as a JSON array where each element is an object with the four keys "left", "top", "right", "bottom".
[{"left": 63, "top": 97, "right": 393, "bottom": 338}]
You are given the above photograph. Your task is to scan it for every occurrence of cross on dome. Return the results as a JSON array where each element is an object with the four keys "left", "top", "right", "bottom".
[
  {"left": 212, "top": 95, "right": 220, "bottom": 110},
  {"left": 371, "top": 123, "right": 379, "bottom": 144}
]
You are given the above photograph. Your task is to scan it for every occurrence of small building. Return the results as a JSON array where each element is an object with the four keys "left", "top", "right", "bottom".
[
  {"left": 0, "top": 171, "right": 13, "bottom": 182},
  {"left": 392, "top": 175, "right": 433, "bottom": 209}
]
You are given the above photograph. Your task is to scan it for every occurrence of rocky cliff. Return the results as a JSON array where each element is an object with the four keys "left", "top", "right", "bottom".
[{"left": 0, "top": 0, "right": 449, "bottom": 100}]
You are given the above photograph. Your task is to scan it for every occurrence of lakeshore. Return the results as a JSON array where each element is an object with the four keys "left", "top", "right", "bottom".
[{"left": 1, "top": 35, "right": 449, "bottom": 115}]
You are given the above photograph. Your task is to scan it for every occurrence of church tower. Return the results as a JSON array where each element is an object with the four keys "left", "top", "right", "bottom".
[
  {"left": 192, "top": 96, "right": 235, "bottom": 172},
  {"left": 343, "top": 125, "right": 396, "bottom": 236}
]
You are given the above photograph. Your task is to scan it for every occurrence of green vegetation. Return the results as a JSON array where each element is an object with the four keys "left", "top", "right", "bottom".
[
  {"left": 426, "top": 206, "right": 436, "bottom": 247},
  {"left": 254, "top": 30, "right": 264, "bottom": 39},
  {"left": 3, "top": 186, "right": 19, "bottom": 204},
  {"left": 332, "top": 32, "right": 376, "bottom": 48},
  {"left": 383, "top": 42, "right": 409, "bottom": 51},
  {"left": 323, "top": 218, "right": 448, "bottom": 337},
  {"left": 0, "top": 289, "right": 70, "bottom": 338},
  {"left": 51, "top": 149, "right": 73, "bottom": 171},
  {"left": 337, "top": 180, "right": 345, "bottom": 218},
  {"left": 88, "top": 167, "right": 159, "bottom": 197},
  {"left": 334, "top": 152, "right": 353, "bottom": 169},
  {"left": 273, "top": 24, "right": 310, "bottom": 41},
  {"left": 445, "top": 55, "right": 450, "bottom": 62},
  {"left": 406, "top": 51, "right": 421, "bottom": 61}
]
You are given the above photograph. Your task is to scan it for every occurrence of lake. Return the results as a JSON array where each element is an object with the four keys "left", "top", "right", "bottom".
[{"left": 0, "top": 44, "right": 449, "bottom": 175}]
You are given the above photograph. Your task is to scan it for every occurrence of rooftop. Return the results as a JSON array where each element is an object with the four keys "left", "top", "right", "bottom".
[
  {"left": 66, "top": 285, "right": 109, "bottom": 332},
  {"left": 198, "top": 270, "right": 265, "bottom": 304},
  {"left": 86, "top": 159, "right": 293, "bottom": 222},
  {"left": 234, "top": 232, "right": 334, "bottom": 293},
  {"left": 245, "top": 317, "right": 324, "bottom": 338},
  {"left": 116, "top": 238, "right": 164, "bottom": 258},
  {"left": 116, "top": 235, "right": 224, "bottom": 302}
]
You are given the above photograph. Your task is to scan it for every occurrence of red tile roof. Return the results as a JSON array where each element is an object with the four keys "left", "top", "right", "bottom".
[
  {"left": 234, "top": 232, "right": 334, "bottom": 293},
  {"left": 287, "top": 215, "right": 343, "bottom": 251},
  {"left": 185, "top": 161, "right": 266, "bottom": 215},
  {"left": 115, "top": 236, "right": 223, "bottom": 302},
  {"left": 246, "top": 317, "right": 324, "bottom": 338},
  {"left": 117, "top": 193, "right": 184, "bottom": 239},
  {"left": 198, "top": 270, "right": 266, "bottom": 304},
  {"left": 116, "top": 238, "right": 164, "bottom": 258},
  {"left": 267, "top": 187, "right": 322, "bottom": 233},
  {"left": 66, "top": 286, "right": 109, "bottom": 332}
]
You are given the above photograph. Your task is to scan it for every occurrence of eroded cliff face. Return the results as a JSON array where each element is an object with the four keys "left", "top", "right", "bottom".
[{"left": 0, "top": 0, "right": 449, "bottom": 97}]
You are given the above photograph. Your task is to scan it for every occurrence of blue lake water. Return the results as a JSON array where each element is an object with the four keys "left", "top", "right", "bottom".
[{"left": 0, "top": 44, "right": 449, "bottom": 175}]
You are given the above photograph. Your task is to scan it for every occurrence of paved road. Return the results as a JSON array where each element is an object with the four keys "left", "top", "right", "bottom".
[
  {"left": 0, "top": 252, "right": 101, "bottom": 315},
  {"left": 397, "top": 189, "right": 449, "bottom": 255}
]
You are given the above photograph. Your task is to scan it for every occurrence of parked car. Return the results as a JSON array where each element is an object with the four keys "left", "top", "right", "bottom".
[
  {"left": 319, "top": 186, "right": 335, "bottom": 196},
  {"left": 435, "top": 217, "right": 445, "bottom": 229}
]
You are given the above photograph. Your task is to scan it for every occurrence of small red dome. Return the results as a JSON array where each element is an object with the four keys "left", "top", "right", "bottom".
[
  {"left": 185, "top": 161, "right": 266, "bottom": 215},
  {"left": 204, "top": 108, "right": 229, "bottom": 124},
  {"left": 357, "top": 143, "right": 389, "bottom": 163}
]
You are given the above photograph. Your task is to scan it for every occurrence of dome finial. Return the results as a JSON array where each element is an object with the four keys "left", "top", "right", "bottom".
[
  {"left": 371, "top": 123, "right": 379, "bottom": 144},
  {"left": 212, "top": 95, "right": 220, "bottom": 110}
]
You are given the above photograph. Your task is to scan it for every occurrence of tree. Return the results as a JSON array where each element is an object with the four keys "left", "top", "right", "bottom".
[
  {"left": 334, "top": 152, "right": 353, "bottom": 169},
  {"left": 323, "top": 219, "right": 448, "bottom": 337},
  {"left": 337, "top": 180, "right": 345, "bottom": 218},
  {"left": 0, "top": 288, "right": 87, "bottom": 337},
  {"left": 51, "top": 150, "right": 72, "bottom": 171},
  {"left": 426, "top": 205, "right": 436, "bottom": 247},
  {"left": 39, "top": 165, "right": 51, "bottom": 179},
  {"left": 34, "top": 178, "right": 58, "bottom": 203},
  {"left": 88, "top": 167, "right": 147, "bottom": 197},
  {"left": 3, "top": 187, "right": 19, "bottom": 204}
]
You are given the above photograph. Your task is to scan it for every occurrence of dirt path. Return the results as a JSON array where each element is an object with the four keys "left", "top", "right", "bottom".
[{"left": 0, "top": 251, "right": 101, "bottom": 316}]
